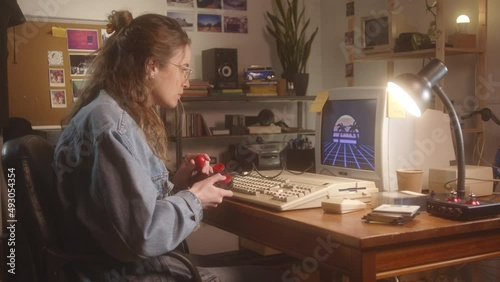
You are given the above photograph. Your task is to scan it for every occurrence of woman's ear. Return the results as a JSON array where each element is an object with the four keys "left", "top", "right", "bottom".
[{"left": 146, "top": 59, "right": 158, "bottom": 80}]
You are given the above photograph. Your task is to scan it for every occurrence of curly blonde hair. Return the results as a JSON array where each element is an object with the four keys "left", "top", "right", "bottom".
[{"left": 63, "top": 10, "right": 190, "bottom": 163}]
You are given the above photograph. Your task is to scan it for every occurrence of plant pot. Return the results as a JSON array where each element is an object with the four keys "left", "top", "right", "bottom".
[{"left": 282, "top": 73, "right": 309, "bottom": 96}]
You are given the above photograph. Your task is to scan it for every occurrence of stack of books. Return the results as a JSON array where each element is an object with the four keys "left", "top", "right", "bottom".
[
  {"left": 362, "top": 204, "right": 420, "bottom": 225},
  {"left": 209, "top": 88, "right": 245, "bottom": 96},
  {"left": 244, "top": 80, "right": 278, "bottom": 96},
  {"left": 183, "top": 113, "right": 211, "bottom": 137},
  {"left": 183, "top": 80, "right": 213, "bottom": 97}
]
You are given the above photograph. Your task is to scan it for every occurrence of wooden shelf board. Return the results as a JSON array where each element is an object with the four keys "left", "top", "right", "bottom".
[
  {"left": 181, "top": 96, "right": 315, "bottom": 102},
  {"left": 171, "top": 129, "right": 315, "bottom": 141},
  {"left": 462, "top": 128, "right": 483, "bottom": 134},
  {"left": 355, "top": 47, "right": 484, "bottom": 62}
]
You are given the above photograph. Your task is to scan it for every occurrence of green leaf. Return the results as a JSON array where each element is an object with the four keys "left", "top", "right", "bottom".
[{"left": 265, "top": 0, "right": 318, "bottom": 74}]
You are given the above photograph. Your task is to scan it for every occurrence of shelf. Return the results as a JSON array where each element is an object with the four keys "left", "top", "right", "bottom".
[
  {"left": 174, "top": 95, "right": 314, "bottom": 167},
  {"left": 180, "top": 95, "right": 315, "bottom": 102},
  {"left": 355, "top": 47, "right": 484, "bottom": 62},
  {"left": 462, "top": 127, "right": 484, "bottom": 134},
  {"left": 171, "top": 129, "right": 315, "bottom": 142}
]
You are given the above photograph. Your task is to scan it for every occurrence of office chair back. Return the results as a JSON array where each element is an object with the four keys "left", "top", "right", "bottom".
[
  {"left": 1, "top": 135, "right": 59, "bottom": 281},
  {"left": 1, "top": 135, "right": 203, "bottom": 282},
  {"left": 2, "top": 117, "right": 33, "bottom": 142}
]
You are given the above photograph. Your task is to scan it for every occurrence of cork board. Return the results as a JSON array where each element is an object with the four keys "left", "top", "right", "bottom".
[{"left": 7, "top": 21, "right": 106, "bottom": 126}]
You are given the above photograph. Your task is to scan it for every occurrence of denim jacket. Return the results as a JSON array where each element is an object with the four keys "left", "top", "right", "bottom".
[{"left": 53, "top": 90, "right": 202, "bottom": 264}]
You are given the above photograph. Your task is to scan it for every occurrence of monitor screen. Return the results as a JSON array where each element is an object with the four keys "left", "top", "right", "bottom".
[
  {"left": 321, "top": 99, "right": 377, "bottom": 171},
  {"left": 315, "top": 87, "right": 388, "bottom": 189}
]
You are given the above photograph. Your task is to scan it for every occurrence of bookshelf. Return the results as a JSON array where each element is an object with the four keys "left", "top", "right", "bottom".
[{"left": 172, "top": 96, "right": 315, "bottom": 167}]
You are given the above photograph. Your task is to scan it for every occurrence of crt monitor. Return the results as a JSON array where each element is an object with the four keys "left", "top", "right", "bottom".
[{"left": 315, "top": 87, "right": 388, "bottom": 189}]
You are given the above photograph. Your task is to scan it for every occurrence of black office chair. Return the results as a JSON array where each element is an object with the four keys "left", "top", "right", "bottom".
[
  {"left": 1, "top": 135, "right": 202, "bottom": 282},
  {"left": 2, "top": 116, "right": 33, "bottom": 142}
]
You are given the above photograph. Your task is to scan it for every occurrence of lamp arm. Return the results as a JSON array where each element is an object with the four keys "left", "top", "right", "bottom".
[{"left": 432, "top": 84, "right": 466, "bottom": 198}]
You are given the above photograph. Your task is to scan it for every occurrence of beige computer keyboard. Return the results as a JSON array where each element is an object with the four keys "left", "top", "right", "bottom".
[{"left": 230, "top": 170, "right": 378, "bottom": 211}]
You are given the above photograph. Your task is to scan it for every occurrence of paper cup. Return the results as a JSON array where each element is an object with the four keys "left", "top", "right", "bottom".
[{"left": 396, "top": 169, "right": 424, "bottom": 193}]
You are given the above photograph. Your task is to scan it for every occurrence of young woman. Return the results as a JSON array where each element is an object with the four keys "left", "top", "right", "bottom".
[{"left": 52, "top": 10, "right": 248, "bottom": 281}]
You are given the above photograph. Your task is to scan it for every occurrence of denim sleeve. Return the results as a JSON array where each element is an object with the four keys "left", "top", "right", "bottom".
[{"left": 83, "top": 131, "right": 203, "bottom": 260}]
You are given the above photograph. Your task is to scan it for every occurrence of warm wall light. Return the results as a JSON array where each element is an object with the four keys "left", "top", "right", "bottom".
[
  {"left": 456, "top": 14, "right": 470, "bottom": 33},
  {"left": 387, "top": 59, "right": 500, "bottom": 220}
]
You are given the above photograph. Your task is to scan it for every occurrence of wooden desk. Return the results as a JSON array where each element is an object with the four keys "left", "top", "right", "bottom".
[{"left": 203, "top": 199, "right": 500, "bottom": 281}]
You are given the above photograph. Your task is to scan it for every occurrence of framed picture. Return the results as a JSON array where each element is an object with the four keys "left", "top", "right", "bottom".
[
  {"left": 48, "top": 68, "right": 65, "bottom": 87},
  {"left": 345, "top": 63, "right": 354, "bottom": 78},
  {"left": 224, "top": 16, "right": 248, "bottom": 33},
  {"left": 345, "top": 31, "right": 354, "bottom": 46},
  {"left": 197, "top": 14, "right": 222, "bottom": 33},
  {"left": 167, "top": 0, "right": 194, "bottom": 8},
  {"left": 67, "top": 28, "right": 99, "bottom": 51},
  {"left": 69, "top": 53, "right": 96, "bottom": 76},
  {"left": 223, "top": 0, "right": 247, "bottom": 11},
  {"left": 71, "top": 79, "right": 86, "bottom": 101},
  {"left": 197, "top": 0, "right": 222, "bottom": 9},
  {"left": 361, "top": 14, "right": 393, "bottom": 53},
  {"left": 346, "top": 2, "right": 354, "bottom": 17},
  {"left": 50, "top": 89, "right": 67, "bottom": 108},
  {"left": 48, "top": 50, "right": 64, "bottom": 66},
  {"left": 167, "top": 11, "right": 195, "bottom": 32}
]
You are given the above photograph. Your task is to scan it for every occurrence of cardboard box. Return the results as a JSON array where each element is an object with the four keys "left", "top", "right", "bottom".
[
  {"left": 428, "top": 165, "right": 493, "bottom": 196},
  {"left": 448, "top": 33, "right": 476, "bottom": 48}
]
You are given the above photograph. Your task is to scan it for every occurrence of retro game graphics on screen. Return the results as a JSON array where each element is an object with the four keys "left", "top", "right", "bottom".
[{"left": 321, "top": 99, "right": 377, "bottom": 171}]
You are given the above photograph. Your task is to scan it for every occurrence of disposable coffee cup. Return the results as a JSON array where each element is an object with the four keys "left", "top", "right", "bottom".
[{"left": 396, "top": 169, "right": 424, "bottom": 193}]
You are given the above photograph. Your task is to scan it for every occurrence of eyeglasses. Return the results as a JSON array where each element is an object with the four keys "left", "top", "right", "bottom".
[{"left": 168, "top": 62, "right": 193, "bottom": 83}]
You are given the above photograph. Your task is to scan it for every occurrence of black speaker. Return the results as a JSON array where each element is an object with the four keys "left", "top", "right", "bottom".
[{"left": 202, "top": 48, "right": 238, "bottom": 89}]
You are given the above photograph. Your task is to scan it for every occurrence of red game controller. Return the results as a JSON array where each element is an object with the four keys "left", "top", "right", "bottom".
[
  {"left": 212, "top": 163, "right": 233, "bottom": 190},
  {"left": 194, "top": 155, "right": 208, "bottom": 170},
  {"left": 189, "top": 155, "right": 233, "bottom": 190}
]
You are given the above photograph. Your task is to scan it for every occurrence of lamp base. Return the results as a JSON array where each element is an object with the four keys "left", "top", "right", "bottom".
[{"left": 427, "top": 193, "right": 500, "bottom": 221}]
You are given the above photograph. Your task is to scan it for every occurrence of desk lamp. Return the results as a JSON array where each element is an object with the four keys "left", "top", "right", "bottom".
[{"left": 387, "top": 58, "right": 500, "bottom": 220}]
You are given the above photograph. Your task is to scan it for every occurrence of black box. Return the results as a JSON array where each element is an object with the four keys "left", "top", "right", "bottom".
[
  {"left": 286, "top": 148, "right": 315, "bottom": 172},
  {"left": 225, "top": 114, "right": 246, "bottom": 135}
]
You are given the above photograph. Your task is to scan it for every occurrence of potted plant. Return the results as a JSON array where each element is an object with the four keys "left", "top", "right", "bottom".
[{"left": 266, "top": 0, "right": 318, "bottom": 96}]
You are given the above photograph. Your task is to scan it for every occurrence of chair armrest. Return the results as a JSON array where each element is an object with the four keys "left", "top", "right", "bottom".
[{"left": 166, "top": 250, "right": 202, "bottom": 282}]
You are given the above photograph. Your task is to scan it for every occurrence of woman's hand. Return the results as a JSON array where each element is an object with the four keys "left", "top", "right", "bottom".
[
  {"left": 189, "top": 174, "right": 233, "bottom": 209},
  {"left": 172, "top": 153, "right": 212, "bottom": 188}
]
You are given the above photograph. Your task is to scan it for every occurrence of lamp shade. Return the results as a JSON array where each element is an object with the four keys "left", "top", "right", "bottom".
[{"left": 387, "top": 59, "right": 448, "bottom": 117}]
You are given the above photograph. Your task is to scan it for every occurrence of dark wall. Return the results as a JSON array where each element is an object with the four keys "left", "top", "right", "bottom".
[{"left": 0, "top": 0, "right": 25, "bottom": 128}]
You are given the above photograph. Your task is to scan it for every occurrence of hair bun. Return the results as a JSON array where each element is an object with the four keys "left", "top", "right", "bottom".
[{"left": 106, "top": 10, "right": 133, "bottom": 34}]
